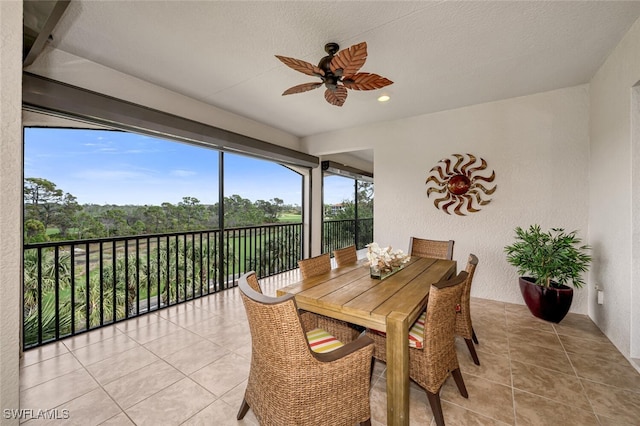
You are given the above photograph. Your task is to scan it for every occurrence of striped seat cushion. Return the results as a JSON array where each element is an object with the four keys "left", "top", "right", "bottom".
[
  {"left": 408, "top": 311, "right": 426, "bottom": 349},
  {"left": 306, "top": 328, "right": 345, "bottom": 353},
  {"left": 369, "top": 311, "right": 426, "bottom": 349}
]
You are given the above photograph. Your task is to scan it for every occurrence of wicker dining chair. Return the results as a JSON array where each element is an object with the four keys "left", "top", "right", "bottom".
[
  {"left": 367, "top": 271, "right": 469, "bottom": 426},
  {"left": 237, "top": 272, "right": 374, "bottom": 426},
  {"left": 298, "top": 252, "right": 332, "bottom": 279},
  {"left": 241, "top": 271, "right": 360, "bottom": 343},
  {"left": 408, "top": 237, "right": 454, "bottom": 260},
  {"left": 457, "top": 254, "right": 480, "bottom": 365},
  {"left": 334, "top": 244, "right": 358, "bottom": 267}
]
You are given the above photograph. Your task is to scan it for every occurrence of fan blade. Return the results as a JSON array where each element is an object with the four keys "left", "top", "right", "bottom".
[
  {"left": 324, "top": 86, "right": 348, "bottom": 107},
  {"left": 282, "top": 82, "right": 323, "bottom": 96},
  {"left": 330, "top": 42, "right": 367, "bottom": 78},
  {"left": 275, "top": 55, "right": 325, "bottom": 77},
  {"left": 342, "top": 73, "right": 393, "bottom": 91}
]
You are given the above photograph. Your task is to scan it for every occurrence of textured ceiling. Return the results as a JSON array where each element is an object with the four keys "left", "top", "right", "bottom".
[{"left": 41, "top": 1, "right": 640, "bottom": 139}]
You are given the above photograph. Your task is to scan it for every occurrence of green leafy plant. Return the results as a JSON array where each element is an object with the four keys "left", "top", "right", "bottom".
[{"left": 504, "top": 225, "right": 592, "bottom": 288}]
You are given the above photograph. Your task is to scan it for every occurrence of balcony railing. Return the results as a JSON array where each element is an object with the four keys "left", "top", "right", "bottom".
[
  {"left": 323, "top": 217, "right": 373, "bottom": 254},
  {"left": 22, "top": 218, "right": 373, "bottom": 350}
]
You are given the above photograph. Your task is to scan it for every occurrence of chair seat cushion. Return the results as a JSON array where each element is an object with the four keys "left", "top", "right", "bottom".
[
  {"left": 369, "top": 311, "right": 426, "bottom": 349},
  {"left": 306, "top": 328, "right": 345, "bottom": 353}
]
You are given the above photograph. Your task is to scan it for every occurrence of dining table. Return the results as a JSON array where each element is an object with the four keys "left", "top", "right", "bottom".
[{"left": 276, "top": 255, "right": 457, "bottom": 426}]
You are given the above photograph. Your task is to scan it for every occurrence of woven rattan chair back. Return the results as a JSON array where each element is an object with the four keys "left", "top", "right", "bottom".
[
  {"left": 245, "top": 272, "right": 263, "bottom": 293},
  {"left": 237, "top": 272, "right": 374, "bottom": 426},
  {"left": 408, "top": 237, "right": 454, "bottom": 260},
  {"left": 411, "top": 270, "right": 469, "bottom": 426},
  {"left": 298, "top": 252, "right": 331, "bottom": 279},
  {"left": 455, "top": 254, "right": 480, "bottom": 365},
  {"left": 334, "top": 245, "right": 358, "bottom": 267}
]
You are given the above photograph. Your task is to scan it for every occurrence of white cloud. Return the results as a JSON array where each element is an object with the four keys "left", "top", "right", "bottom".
[{"left": 170, "top": 169, "right": 197, "bottom": 177}]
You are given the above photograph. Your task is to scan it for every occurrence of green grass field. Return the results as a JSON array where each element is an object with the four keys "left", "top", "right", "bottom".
[{"left": 278, "top": 213, "right": 302, "bottom": 223}]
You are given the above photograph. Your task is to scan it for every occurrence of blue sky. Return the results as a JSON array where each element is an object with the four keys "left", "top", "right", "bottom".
[{"left": 24, "top": 128, "right": 355, "bottom": 206}]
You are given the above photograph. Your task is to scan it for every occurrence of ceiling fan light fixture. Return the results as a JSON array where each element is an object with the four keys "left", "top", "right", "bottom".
[{"left": 276, "top": 42, "right": 393, "bottom": 107}]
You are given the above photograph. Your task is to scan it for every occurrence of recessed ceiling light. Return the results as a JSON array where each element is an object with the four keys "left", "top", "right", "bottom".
[{"left": 377, "top": 95, "right": 390, "bottom": 102}]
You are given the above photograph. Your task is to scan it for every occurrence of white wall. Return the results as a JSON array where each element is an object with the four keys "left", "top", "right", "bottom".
[
  {"left": 589, "top": 17, "right": 640, "bottom": 360},
  {"left": 304, "top": 85, "right": 591, "bottom": 311},
  {"left": 0, "top": 0, "right": 23, "bottom": 422}
]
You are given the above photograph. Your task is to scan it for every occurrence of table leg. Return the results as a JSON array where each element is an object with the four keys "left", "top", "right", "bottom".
[{"left": 386, "top": 311, "right": 410, "bottom": 426}]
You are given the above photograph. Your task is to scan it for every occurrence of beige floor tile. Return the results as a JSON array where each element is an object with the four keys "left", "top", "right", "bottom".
[
  {"left": 19, "top": 281, "right": 638, "bottom": 425},
  {"left": 441, "top": 401, "right": 512, "bottom": 425},
  {"left": 125, "top": 378, "right": 215, "bottom": 426},
  {"left": 27, "top": 388, "right": 122, "bottom": 426},
  {"left": 202, "top": 322, "right": 251, "bottom": 351},
  {"left": 20, "top": 352, "right": 83, "bottom": 391},
  {"left": 569, "top": 352, "right": 640, "bottom": 392},
  {"left": 595, "top": 414, "right": 636, "bottom": 426},
  {"left": 369, "top": 376, "right": 434, "bottom": 425},
  {"left": 513, "top": 389, "right": 599, "bottom": 425},
  {"left": 163, "top": 306, "right": 221, "bottom": 328},
  {"left": 559, "top": 334, "right": 628, "bottom": 364},
  {"left": 187, "top": 315, "right": 246, "bottom": 337},
  {"left": 553, "top": 313, "right": 610, "bottom": 342},
  {"left": 71, "top": 332, "right": 140, "bottom": 366},
  {"left": 468, "top": 325, "right": 509, "bottom": 357},
  {"left": 156, "top": 302, "right": 196, "bottom": 319},
  {"left": 115, "top": 312, "right": 162, "bottom": 332},
  {"left": 505, "top": 310, "right": 555, "bottom": 332},
  {"left": 456, "top": 340, "right": 512, "bottom": 386},
  {"left": 103, "top": 360, "right": 184, "bottom": 409},
  {"left": 21, "top": 342, "right": 70, "bottom": 368},
  {"left": 189, "top": 353, "right": 251, "bottom": 398},
  {"left": 508, "top": 342, "right": 574, "bottom": 375},
  {"left": 20, "top": 369, "right": 99, "bottom": 411},
  {"left": 122, "top": 317, "right": 185, "bottom": 344},
  {"left": 471, "top": 313, "right": 506, "bottom": 332},
  {"left": 219, "top": 380, "right": 248, "bottom": 410},
  {"left": 182, "top": 399, "right": 259, "bottom": 426},
  {"left": 507, "top": 326, "right": 563, "bottom": 351},
  {"left": 440, "top": 373, "right": 515, "bottom": 424},
  {"left": 99, "top": 412, "right": 135, "bottom": 425},
  {"left": 143, "top": 328, "right": 203, "bottom": 358},
  {"left": 62, "top": 326, "right": 123, "bottom": 351},
  {"left": 164, "top": 339, "right": 229, "bottom": 375},
  {"left": 510, "top": 360, "right": 591, "bottom": 411},
  {"left": 581, "top": 378, "right": 640, "bottom": 423},
  {"left": 86, "top": 346, "right": 159, "bottom": 385}
]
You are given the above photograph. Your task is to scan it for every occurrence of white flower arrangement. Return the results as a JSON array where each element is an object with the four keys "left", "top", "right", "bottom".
[{"left": 366, "top": 242, "right": 411, "bottom": 274}]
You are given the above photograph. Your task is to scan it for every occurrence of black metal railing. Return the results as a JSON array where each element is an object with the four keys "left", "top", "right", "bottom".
[
  {"left": 23, "top": 218, "right": 373, "bottom": 350},
  {"left": 22, "top": 223, "right": 302, "bottom": 349},
  {"left": 323, "top": 218, "right": 373, "bottom": 254}
]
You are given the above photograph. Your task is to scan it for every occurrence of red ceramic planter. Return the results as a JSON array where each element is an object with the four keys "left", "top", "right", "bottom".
[{"left": 518, "top": 277, "right": 573, "bottom": 323}]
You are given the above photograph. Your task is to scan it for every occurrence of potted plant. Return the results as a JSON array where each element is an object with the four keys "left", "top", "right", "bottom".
[{"left": 504, "top": 225, "right": 592, "bottom": 323}]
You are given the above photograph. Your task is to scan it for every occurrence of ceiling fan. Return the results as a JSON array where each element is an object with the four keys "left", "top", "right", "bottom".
[{"left": 275, "top": 42, "right": 393, "bottom": 107}]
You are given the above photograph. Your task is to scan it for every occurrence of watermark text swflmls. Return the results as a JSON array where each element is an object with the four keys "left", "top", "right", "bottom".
[{"left": 3, "top": 409, "right": 70, "bottom": 420}]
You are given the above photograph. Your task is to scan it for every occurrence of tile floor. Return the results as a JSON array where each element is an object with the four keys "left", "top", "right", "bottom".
[{"left": 19, "top": 270, "right": 640, "bottom": 425}]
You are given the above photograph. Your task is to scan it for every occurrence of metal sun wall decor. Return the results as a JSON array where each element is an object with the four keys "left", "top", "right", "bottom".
[{"left": 425, "top": 153, "right": 497, "bottom": 216}]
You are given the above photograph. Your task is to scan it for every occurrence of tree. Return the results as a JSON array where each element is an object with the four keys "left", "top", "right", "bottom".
[
  {"left": 24, "top": 219, "right": 48, "bottom": 243},
  {"left": 100, "top": 208, "right": 130, "bottom": 236},
  {"left": 73, "top": 212, "right": 105, "bottom": 239},
  {"left": 178, "top": 196, "right": 206, "bottom": 230},
  {"left": 143, "top": 205, "right": 166, "bottom": 233},
  {"left": 254, "top": 198, "right": 284, "bottom": 223},
  {"left": 55, "top": 193, "right": 82, "bottom": 237},
  {"left": 223, "top": 195, "right": 263, "bottom": 227},
  {"left": 24, "top": 177, "right": 64, "bottom": 228}
]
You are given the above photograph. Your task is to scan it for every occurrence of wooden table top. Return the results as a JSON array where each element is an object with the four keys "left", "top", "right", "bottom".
[{"left": 277, "top": 256, "right": 457, "bottom": 331}]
